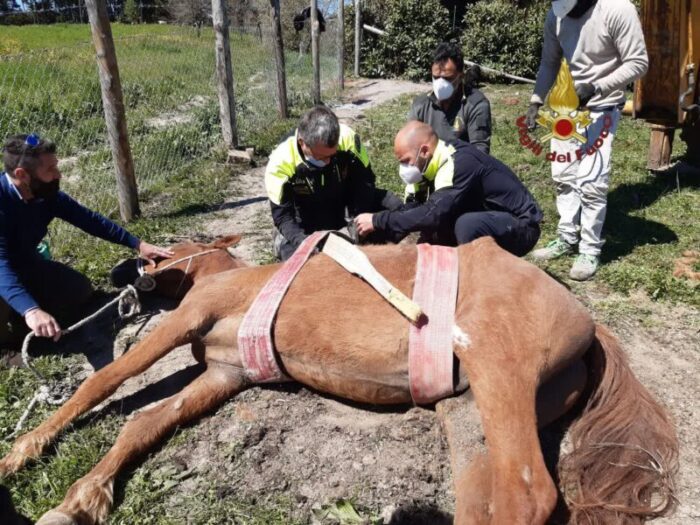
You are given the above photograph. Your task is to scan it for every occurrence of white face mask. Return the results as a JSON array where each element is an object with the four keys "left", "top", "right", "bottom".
[
  {"left": 306, "top": 156, "right": 328, "bottom": 168},
  {"left": 399, "top": 163, "right": 423, "bottom": 185},
  {"left": 398, "top": 148, "right": 427, "bottom": 185},
  {"left": 432, "top": 77, "right": 455, "bottom": 101}
]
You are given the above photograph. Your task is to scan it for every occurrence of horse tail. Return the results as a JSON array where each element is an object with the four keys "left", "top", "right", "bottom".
[{"left": 559, "top": 323, "right": 679, "bottom": 524}]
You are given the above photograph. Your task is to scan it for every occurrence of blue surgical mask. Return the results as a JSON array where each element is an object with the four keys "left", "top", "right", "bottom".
[{"left": 306, "top": 156, "right": 328, "bottom": 168}]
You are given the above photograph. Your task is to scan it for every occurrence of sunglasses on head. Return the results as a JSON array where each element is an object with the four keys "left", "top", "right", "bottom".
[{"left": 16, "top": 133, "right": 41, "bottom": 169}]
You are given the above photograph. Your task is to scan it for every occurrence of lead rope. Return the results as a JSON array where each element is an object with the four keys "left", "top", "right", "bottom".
[{"left": 6, "top": 285, "right": 141, "bottom": 440}]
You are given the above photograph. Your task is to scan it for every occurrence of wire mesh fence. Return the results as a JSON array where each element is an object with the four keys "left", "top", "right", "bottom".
[{"left": 0, "top": 17, "right": 342, "bottom": 254}]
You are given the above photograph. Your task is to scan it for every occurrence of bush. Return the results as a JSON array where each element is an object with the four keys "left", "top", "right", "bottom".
[
  {"left": 345, "top": 0, "right": 454, "bottom": 81},
  {"left": 462, "top": 0, "right": 549, "bottom": 80}
]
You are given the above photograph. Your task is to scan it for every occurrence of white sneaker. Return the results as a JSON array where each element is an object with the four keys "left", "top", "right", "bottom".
[
  {"left": 570, "top": 254, "right": 600, "bottom": 281},
  {"left": 531, "top": 238, "right": 575, "bottom": 261}
]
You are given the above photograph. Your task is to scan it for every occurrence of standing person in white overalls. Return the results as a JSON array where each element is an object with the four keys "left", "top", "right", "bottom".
[{"left": 527, "top": 0, "right": 648, "bottom": 280}]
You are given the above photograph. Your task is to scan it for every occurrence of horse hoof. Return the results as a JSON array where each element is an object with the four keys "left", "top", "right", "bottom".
[{"left": 35, "top": 510, "right": 78, "bottom": 525}]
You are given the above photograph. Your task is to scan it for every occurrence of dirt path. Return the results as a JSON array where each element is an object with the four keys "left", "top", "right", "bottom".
[{"left": 74, "top": 78, "right": 697, "bottom": 523}]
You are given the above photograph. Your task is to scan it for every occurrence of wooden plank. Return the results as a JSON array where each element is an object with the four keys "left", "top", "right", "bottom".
[
  {"left": 354, "top": 0, "right": 361, "bottom": 77},
  {"left": 269, "top": 0, "right": 288, "bottom": 118},
  {"left": 635, "top": 0, "right": 685, "bottom": 123},
  {"left": 212, "top": 0, "right": 238, "bottom": 148},
  {"left": 337, "top": 0, "right": 345, "bottom": 90},
  {"left": 647, "top": 124, "right": 675, "bottom": 171},
  {"left": 85, "top": 0, "right": 140, "bottom": 222},
  {"left": 310, "top": 0, "right": 321, "bottom": 104},
  {"left": 435, "top": 392, "right": 486, "bottom": 492},
  {"left": 321, "top": 234, "right": 423, "bottom": 324}
]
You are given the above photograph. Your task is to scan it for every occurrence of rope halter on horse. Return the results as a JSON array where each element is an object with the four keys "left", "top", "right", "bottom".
[{"left": 134, "top": 247, "right": 236, "bottom": 295}]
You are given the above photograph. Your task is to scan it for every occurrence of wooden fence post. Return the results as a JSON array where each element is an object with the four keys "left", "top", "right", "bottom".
[
  {"left": 311, "top": 0, "right": 321, "bottom": 104},
  {"left": 212, "top": 0, "right": 238, "bottom": 148},
  {"left": 270, "top": 0, "right": 288, "bottom": 118},
  {"left": 85, "top": 0, "right": 140, "bottom": 221},
  {"left": 354, "top": 0, "right": 361, "bottom": 77},
  {"left": 337, "top": 0, "right": 344, "bottom": 89}
]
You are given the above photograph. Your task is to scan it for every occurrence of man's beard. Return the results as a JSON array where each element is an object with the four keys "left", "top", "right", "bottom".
[{"left": 30, "top": 177, "right": 59, "bottom": 199}]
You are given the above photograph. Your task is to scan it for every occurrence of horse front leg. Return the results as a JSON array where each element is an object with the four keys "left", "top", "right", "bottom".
[
  {"left": 35, "top": 362, "right": 247, "bottom": 525},
  {"left": 0, "top": 300, "right": 213, "bottom": 477}
]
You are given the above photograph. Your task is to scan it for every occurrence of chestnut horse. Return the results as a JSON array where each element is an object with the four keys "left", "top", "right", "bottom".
[{"left": 0, "top": 236, "right": 677, "bottom": 525}]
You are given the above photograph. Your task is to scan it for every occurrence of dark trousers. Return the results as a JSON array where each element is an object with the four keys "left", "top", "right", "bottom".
[
  {"left": 0, "top": 259, "right": 93, "bottom": 343},
  {"left": 453, "top": 211, "right": 541, "bottom": 257}
]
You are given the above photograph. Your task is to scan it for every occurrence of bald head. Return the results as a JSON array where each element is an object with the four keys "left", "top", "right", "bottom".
[{"left": 394, "top": 121, "right": 438, "bottom": 164}]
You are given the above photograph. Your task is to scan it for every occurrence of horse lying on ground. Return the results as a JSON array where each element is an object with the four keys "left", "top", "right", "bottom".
[{"left": 0, "top": 236, "right": 678, "bottom": 525}]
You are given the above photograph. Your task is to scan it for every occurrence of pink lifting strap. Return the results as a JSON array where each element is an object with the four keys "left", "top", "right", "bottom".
[
  {"left": 239, "top": 231, "right": 329, "bottom": 383},
  {"left": 409, "top": 244, "right": 459, "bottom": 405}
]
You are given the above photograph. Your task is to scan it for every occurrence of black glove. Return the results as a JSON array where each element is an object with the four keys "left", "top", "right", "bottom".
[
  {"left": 525, "top": 102, "right": 542, "bottom": 132},
  {"left": 575, "top": 82, "right": 596, "bottom": 108}
]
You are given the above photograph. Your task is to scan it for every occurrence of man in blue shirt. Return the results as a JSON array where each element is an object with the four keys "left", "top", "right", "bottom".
[{"left": 0, "top": 134, "right": 173, "bottom": 344}]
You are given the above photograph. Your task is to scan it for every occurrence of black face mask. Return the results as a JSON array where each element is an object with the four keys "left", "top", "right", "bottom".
[
  {"left": 568, "top": 0, "right": 598, "bottom": 18},
  {"left": 29, "top": 176, "right": 59, "bottom": 200}
]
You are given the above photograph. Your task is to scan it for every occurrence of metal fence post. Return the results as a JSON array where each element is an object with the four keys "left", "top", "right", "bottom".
[
  {"left": 354, "top": 0, "right": 361, "bottom": 77},
  {"left": 85, "top": 0, "right": 140, "bottom": 221},
  {"left": 311, "top": 0, "right": 321, "bottom": 104},
  {"left": 337, "top": 0, "right": 344, "bottom": 89},
  {"left": 270, "top": 0, "right": 288, "bottom": 118},
  {"left": 212, "top": 0, "right": 238, "bottom": 148}
]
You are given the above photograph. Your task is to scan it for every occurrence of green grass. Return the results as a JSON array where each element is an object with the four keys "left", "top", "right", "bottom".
[
  {"left": 1, "top": 23, "right": 339, "bottom": 264},
  {"left": 355, "top": 86, "right": 699, "bottom": 307}
]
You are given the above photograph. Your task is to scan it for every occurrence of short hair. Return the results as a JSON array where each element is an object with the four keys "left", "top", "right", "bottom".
[
  {"left": 3, "top": 134, "right": 56, "bottom": 177},
  {"left": 297, "top": 106, "right": 340, "bottom": 148},
  {"left": 433, "top": 42, "right": 464, "bottom": 72}
]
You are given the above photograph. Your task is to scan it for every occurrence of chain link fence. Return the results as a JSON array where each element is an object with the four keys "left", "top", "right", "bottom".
[{"left": 0, "top": 17, "right": 342, "bottom": 251}]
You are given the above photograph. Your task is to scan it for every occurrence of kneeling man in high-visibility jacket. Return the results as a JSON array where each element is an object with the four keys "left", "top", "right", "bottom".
[{"left": 355, "top": 121, "right": 542, "bottom": 256}]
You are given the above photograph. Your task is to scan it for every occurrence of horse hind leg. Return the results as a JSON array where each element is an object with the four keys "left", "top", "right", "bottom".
[
  {"left": 35, "top": 362, "right": 247, "bottom": 525},
  {"left": 0, "top": 298, "right": 213, "bottom": 477},
  {"left": 452, "top": 358, "right": 588, "bottom": 524},
  {"left": 451, "top": 326, "right": 588, "bottom": 525}
]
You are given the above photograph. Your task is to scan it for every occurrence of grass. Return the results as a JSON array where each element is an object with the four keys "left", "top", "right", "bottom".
[{"left": 355, "top": 86, "right": 700, "bottom": 307}]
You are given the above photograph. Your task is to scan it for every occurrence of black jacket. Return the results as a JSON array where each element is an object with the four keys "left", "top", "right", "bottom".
[
  {"left": 373, "top": 140, "right": 542, "bottom": 239},
  {"left": 408, "top": 86, "right": 492, "bottom": 155}
]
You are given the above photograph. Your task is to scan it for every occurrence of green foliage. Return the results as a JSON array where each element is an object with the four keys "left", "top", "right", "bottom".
[
  {"left": 345, "top": 0, "right": 453, "bottom": 81},
  {"left": 461, "top": 0, "right": 549, "bottom": 80},
  {"left": 123, "top": 0, "right": 141, "bottom": 24}
]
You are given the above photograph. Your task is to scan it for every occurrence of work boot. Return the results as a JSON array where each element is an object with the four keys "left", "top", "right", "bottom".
[
  {"left": 531, "top": 238, "right": 575, "bottom": 261},
  {"left": 570, "top": 254, "right": 600, "bottom": 281}
]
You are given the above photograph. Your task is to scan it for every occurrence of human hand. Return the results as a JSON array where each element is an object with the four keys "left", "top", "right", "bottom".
[
  {"left": 137, "top": 241, "right": 175, "bottom": 267},
  {"left": 525, "top": 102, "right": 542, "bottom": 132},
  {"left": 25, "top": 308, "right": 61, "bottom": 341},
  {"left": 575, "top": 83, "right": 596, "bottom": 108},
  {"left": 354, "top": 213, "right": 375, "bottom": 238}
]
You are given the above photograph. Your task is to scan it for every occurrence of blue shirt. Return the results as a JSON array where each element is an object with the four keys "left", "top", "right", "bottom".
[{"left": 0, "top": 172, "right": 139, "bottom": 315}]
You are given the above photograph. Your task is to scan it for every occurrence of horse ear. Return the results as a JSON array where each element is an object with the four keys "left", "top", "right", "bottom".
[{"left": 210, "top": 234, "right": 242, "bottom": 249}]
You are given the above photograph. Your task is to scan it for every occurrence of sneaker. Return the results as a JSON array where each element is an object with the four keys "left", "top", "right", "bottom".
[
  {"left": 531, "top": 238, "right": 575, "bottom": 261},
  {"left": 570, "top": 254, "right": 599, "bottom": 281}
]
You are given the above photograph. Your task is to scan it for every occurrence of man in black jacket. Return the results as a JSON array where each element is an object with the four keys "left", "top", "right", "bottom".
[
  {"left": 354, "top": 122, "right": 542, "bottom": 256},
  {"left": 265, "top": 106, "right": 399, "bottom": 260},
  {"left": 408, "top": 42, "right": 492, "bottom": 154}
]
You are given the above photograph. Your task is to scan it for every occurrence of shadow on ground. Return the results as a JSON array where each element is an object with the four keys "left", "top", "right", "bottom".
[{"left": 603, "top": 163, "right": 700, "bottom": 263}]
